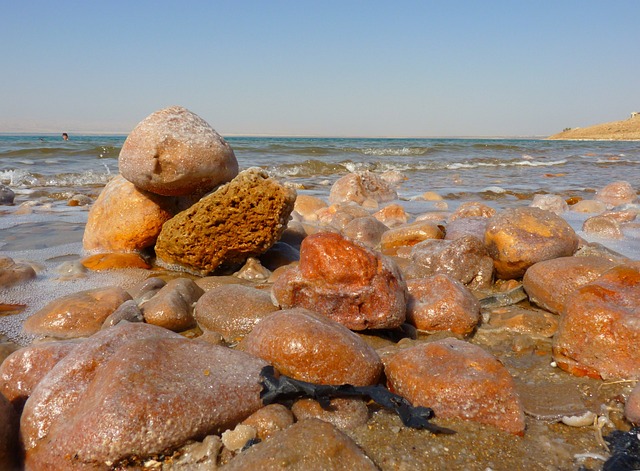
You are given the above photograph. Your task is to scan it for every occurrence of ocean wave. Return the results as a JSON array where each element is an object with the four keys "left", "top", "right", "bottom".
[
  {"left": 447, "top": 159, "right": 567, "bottom": 170},
  {"left": 0, "top": 145, "right": 120, "bottom": 159},
  {"left": 358, "top": 147, "right": 431, "bottom": 156}
]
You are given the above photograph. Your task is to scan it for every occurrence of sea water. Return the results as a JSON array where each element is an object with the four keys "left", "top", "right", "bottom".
[{"left": 1, "top": 134, "right": 639, "bottom": 344}]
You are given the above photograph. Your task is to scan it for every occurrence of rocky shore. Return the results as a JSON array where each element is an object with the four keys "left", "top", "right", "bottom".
[
  {"left": 1, "top": 107, "right": 640, "bottom": 470},
  {"left": 547, "top": 113, "right": 640, "bottom": 140}
]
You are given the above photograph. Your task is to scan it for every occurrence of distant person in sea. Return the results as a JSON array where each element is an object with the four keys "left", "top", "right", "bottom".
[{"left": 62, "top": 133, "right": 69, "bottom": 140}]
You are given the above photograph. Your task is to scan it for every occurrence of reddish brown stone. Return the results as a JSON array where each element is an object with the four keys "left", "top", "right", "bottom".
[
  {"left": 241, "top": 404, "right": 294, "bottom": 440},
  {"left": 141, "top": 277, "right": 203, "bottom": 332},
  {"left": 272, "top": 232, "right": 407, "bottom": 330},
  {"left": 23, "top": 286, "right": 132, "bottom": 339},
  {"left": 553, "top": 263, "right": 640, "bottom": 379},
  {"left": 485, "top": 207, "right": 579, "bottom": 279},
  {"left": 241, "top": 308, "right": 382, "bottom": 386},
  {"left": 406, "top": 275, "right": 481, "bottom": 335},
  {"left": 385, "top": 338, "right": 525, "bottom": 435},
  {"left": 523, "top": 256, "right": 619, "bottom": 314},
  {"left": 118, "top": 106, "right": 238, "bottom": 196}
]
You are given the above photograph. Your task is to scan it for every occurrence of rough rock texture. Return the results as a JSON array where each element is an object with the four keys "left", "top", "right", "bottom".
[
  {"left": 155, "top": 168, "right": 296, "bottom": 276},
  {"left": 379, "top": 220, "right": 444, "bottom": 256},
  {"left": 82, "top": 175, "right": 179, "bottom": 253},
  {"left": 385, "top": 338, "right": 525, "bottom": 435},
  {"left": 406, "top": 275, "right": 481, "bottom": 335},
  {"left": 448, "top": 201, "right": 496, "bottom": 221},
  {"left": 0, "top": 255, "right": 36, "bottom": 288},
  {"left": 553, "top": 263, "right": 640, "bottom": 379},
  {"left": 373, "top": 203, "right": 409, "bottom": 227},
  {"left": 222, "top": 418, "right": 378, "bottom": 471},
  {"left": 23, "top": 286, "right": 132, "bottom": 339},
  {"left": 21, "top": 322, "right": 267, "bottom": 470},
  {"left": 405, "top": 235, "right": 494, "bottom": 290},
  {"left": 523, "top": 256, "right": 619, "bottom": 315},
  {"left": 0, "top": 340, "right": 80, "bottom": 408},
  {"left": 241, "top": 308, "right": 382, "bottom": 386},
  {"left": 118, "top": 106, "right": 238, "bottom": 196},
  {"left": 595, "top": 180, "right": 637, "bottom": 207},
  {"left": 141, "top": 277, "right": 203, "bottom": 331},
  {"left": 329, "top": 171, "right": 397, "bottom": 206},
  {"left": 485, "top": 207, "right": 579, "bottom": 279},
  {"left": 271, "top": 232, "right": 408, "bottom": 330},
  {"left": 195, "top": 284, "right": 278, "bottom": 342}
]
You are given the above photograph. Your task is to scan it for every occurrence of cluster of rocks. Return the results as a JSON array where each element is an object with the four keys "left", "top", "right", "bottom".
[{"left": 1, "top": 107, "right": 640, "bottom": 468}]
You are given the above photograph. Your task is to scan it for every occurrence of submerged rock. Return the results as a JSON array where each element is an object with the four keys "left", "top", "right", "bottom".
[
  {"left": 155, "top": 168, "right": 296, "bottom": 275},
  {"left": 553, "top": 263, "right": 640, "bottom": 379},
  {"left": 272, "top": 232, "right": 407, "bottom": 330},
  {"left": 118, "top": 106, "right": 238, "bottom": 196}
]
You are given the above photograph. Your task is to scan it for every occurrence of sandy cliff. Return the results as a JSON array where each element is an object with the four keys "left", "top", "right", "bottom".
[{"left": 547, "top": 114, "right": 640, "bottom": 140}]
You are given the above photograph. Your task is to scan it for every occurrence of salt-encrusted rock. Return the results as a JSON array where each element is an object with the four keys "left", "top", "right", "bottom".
[
  {"left": 0, "top": 255, "right": 36, "bottom": 288},
  {"left": 23, "top": 286, "right": 132, "bottom": 339},
  {"left": 570, "top": 199, "right": 608, "bottom": 214},
  {"left": 379, "top": 220, "right": 444, "bottom": 256},
  {"left": 0, "top": 340, "right": 80, "bottom": 408},
  {"left": 241, "top": 308, "right": 382, "bottom": 386},
  {"left": 291, "top": 397, "right": 369, "bottom": 430},
  {"left": 595, "top": 180, "right": 637, "bottom": 207},
  {"left": 373, "top": 203, "right": 409, "bottom": 227},
  {"left": 405, "top": 235, "right": 494, "bottom": 290},
  {"left": 625, "top": 382, "right": 640, "bottom": 424},
  {"left": 343, "top": 216, "right": 389, "bottom": 249},
  {"left": 232, "top": 257, "right": 271, "bottom": 281},
  {"left": 0, "top": 392, "right": 18, "bottom": 470},
  {"left": 582, "top": 214, "right": 624, "bottom": 239},
  {"left": 21, "top": 322, "right": 267, "bottom": 469},
  {"left": 329, "top": 171, "right": 397, "bottom": 207},
  {"left": 316, "top": 202, "right": 370, "bottom": 230},
  {"left": 155, "top": 168, "right": 296, "bottom": 275},
  {"left": 222, "top": 418, "right": 378, "bottom": 471},
  {"left": 141, "top": 277, "right": 203, "bottom": 331},
  {"left": 553, "top": 263, "right": 640, "bottom": 379},
  {"left": 523, "top": 256, "right": 619, "bottom": 315},
  {"left": 82, "top": 175, "right": 179, "bottom": 253},
  {"left": 406, "top": 274, "right": 481, "bottom": 335},
  {"left": 485, "top": 207, "right": 579, "bottom": 279},
  {"left": 385, "top": 338, "right": 525, "bottom": 435},
  {"left": 194, "top": 284, "right": 278, "bottom": 342},
  {"left": 444, "top": 217, "right": 488, "bottom": 241},
  {"left": 293, "top": 194, "right": 328, "bottom": 221},
  {"left": 530, "top": 194, "right": 569, "bottom": 214},
  {"left": 448, "top": 201, "right": 496, "bottom": 221},
  {"left": 272, "top": 232, "right": 407, "bottom": 330},
  {"left": 118, "top": 106, "right": 238, "bottom": 196},
  {"left": 0, "top": 184, "right": 15, "bottom": 205},
  {"left": 241, "top": 404, "right": 295, "bottom": 440}
]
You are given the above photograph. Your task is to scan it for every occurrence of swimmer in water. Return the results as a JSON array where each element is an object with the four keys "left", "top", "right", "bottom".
[{"left": 62, "top": 133, "right": 69, "bottom": 140}]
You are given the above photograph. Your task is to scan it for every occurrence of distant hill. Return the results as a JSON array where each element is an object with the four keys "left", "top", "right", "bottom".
[{"left": 547, "top": 113, "right": 640, "bottom": 140}]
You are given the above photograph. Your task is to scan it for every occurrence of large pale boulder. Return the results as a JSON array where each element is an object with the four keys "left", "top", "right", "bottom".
[
  {"left": 21, "top": 322, "right": 267, "bottom": 469},
  {"left": 155, "top": 168, "right": 296, "bottom": 275},
  {"left": 553, "top": 263, "right": 640, "bottom": 379},
  {"left": 385, "top": 338, "right": 525, "bottom": 435},
  {"left": 329, "top": 171, "right": 397, "bottom": 206},
  {"left": 118, "top": 106, "right": 238, "bottom": 196},
  {"left": 82, "top": 175, "right": 178, "bottom": 253},
  {"left": 272, "top": 232, "right": 407, "bottom": 330},
  {"left": 485, "top": 207, "right": 579, "bottom": 279}
]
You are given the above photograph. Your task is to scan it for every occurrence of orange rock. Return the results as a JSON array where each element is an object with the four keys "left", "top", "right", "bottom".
[
  {"left": 373, "top": 203, "right": 409, "bottom": 227},
  {"left": 523, "top": 256, "right": 618, "bottom": 315},
  {"left": 485, "top": 207, "right": 579, "bottom": 279},
  {"left": 81, "top": 252, "right": 151, "bottom": 270},
  {"left": 272, "top": 232, "right": 407, "bottom": 330},
  {"left": 240, "top": 308, "right": 383, "bottom": 386},
  {"left": 553, "top": 263, "right": 640, "bottom": 379},
  {"left": 241, "top": 404, "right": 294, "bottom": 440},
  {"left": 141, "top": 278, "right": 203, "bottom": 332},
  {"left": 379, "top": 220, "right": 444, "bottom": 256},
  {"left": 386, "top": 338, "right": 525, "bottom": 435},
  {"left": 293, "top": 194, "right": 328, "bottom": 221}
]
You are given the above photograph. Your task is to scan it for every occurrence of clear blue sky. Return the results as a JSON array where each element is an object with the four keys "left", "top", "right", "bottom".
[{"left": 2, "top": 1, "right": 639, "bottom": 137}]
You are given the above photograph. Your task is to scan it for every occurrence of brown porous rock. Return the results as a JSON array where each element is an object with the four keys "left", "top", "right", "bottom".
[
  {"left": 523, "top": 256, "right": 619, "bottom": 315},
  {"left": 385, "top": 338, "right": 525, "bottom": 435},
  {"left": 485, "top": 207, "right": 579, "bottom": 279},
  {"left": 118, "top": 106, "right": 238, "bottom": 196},
  {"left": 240, "top": 308, "right": 383, "bottom": 386},
  {"left": 155, "top": 168, "right": 296, "bottom": 275},
  {"left": 271, "top": 232, "right": 407, "bottom": 330},
  {"left": 553, "top": 263, "right": 640, "bottom": 379},
  {"left": 82, "top": 175, "right": 179, "bottom": 253},
  {"left": 406, "top": 274, "right": 481, "bottom": 335}
]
